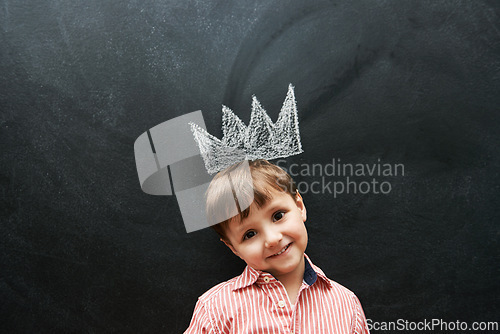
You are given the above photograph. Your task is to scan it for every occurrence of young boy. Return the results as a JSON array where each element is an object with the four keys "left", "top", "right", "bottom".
[{"left": 185, "top": 159, "right": 369, "bottom": 333}]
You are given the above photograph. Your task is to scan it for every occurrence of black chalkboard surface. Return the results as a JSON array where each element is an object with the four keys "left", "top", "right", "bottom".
[{"left": 1, "top": 1, "right": 499, "bottom": 333}]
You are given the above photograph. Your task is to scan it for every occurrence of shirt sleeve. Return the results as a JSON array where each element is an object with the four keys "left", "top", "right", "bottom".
[
  {"left": 184, "top": 299, "right": 215, "bottom": 334},
  {"left": 352, "top": 294, "right": 370, "bottom": 334}
]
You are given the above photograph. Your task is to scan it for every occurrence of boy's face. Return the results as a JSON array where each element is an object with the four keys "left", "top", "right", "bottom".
[{"left": 223, "top": 189, "right": 308, "bottom": 281}]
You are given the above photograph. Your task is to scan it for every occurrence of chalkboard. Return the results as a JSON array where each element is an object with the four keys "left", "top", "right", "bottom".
[{"left": 1, "top": 0, "right": 499, "bottom": 332}]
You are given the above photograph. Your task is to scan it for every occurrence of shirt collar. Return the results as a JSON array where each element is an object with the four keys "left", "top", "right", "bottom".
[
  {"left": 303, "top": 255, "right": 317, "bottom": 286},
  {"left": 232, "top": 254, "right": 333, "bottom": 291}
]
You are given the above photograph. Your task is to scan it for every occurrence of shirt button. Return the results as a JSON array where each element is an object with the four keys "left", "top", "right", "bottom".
[
  {"left": 277, "top": 300, "right": 286, "bottom": 308},
  {"left": 263, "top": 277, "right": 270, "bottom": 283}
]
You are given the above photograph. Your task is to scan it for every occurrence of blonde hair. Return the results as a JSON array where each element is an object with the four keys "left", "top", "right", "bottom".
[{"left": 206, "top": 159, "right": 297, "bottom": 241}]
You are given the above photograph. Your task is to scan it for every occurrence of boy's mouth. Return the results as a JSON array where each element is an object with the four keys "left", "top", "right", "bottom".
[{"left": 268, "top": 243, "right": 292, "bottom": 258}]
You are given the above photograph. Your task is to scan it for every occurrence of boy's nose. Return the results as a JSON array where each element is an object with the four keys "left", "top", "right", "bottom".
[{"left": 264, "top": 229, "right": 282, "bottom": 248}]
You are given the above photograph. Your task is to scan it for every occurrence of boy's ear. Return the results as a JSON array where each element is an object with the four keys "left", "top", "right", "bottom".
[
  {"left": 221, "top": 238, "right": 239, "bottom": 257},
  {"left": 295, "top": 192, "right": 307, "bottom": 222}
]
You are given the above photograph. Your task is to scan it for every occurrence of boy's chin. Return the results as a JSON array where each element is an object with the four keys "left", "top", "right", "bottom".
[{"left": 267, "top": 251, "right": 305, "bottom": 272}]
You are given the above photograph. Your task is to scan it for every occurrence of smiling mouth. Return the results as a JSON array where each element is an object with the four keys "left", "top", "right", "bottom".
[{"left": 268, "top": 243, "right": 292, "bottom": 258}]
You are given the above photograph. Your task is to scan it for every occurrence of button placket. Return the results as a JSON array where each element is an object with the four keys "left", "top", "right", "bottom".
[{"left": 261, "top": 276, "right": 293, "bottom": 331}]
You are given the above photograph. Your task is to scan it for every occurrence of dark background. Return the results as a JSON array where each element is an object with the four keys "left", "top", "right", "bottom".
[{"left": 1, "top": 0, "right": 499, "bottom": 332}]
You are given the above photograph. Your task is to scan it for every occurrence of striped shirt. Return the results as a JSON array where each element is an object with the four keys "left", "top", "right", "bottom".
[{"left": 184, "top": 255, "right": 369, "bottom": 333}]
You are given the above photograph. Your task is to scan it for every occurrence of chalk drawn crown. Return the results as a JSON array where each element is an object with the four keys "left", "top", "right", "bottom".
[{"left": 190, "top": 84, "right": 303, "bottom": 174}]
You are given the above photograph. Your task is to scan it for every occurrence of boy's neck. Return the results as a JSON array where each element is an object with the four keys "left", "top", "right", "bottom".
[{"left": 271, "top": 255, "right": 306, "bottom": 304}]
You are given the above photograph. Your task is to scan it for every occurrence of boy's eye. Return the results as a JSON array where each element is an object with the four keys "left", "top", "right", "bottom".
[
  {"left": 272, "top": 211, "right": 285, "bottom": 222},
  {"left": 243, "top": 231, "right": 256, "bottom": 240}
]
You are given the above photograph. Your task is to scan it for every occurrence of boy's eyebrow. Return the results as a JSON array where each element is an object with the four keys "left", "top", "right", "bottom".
[
  {"left": 231, "top": 218, "right": 249, "bottom": 236},
  {"left": 236, "top": 198, "right": 281, "bottom": 230},
  {"left": 263, "top": 204, "right": 281, "bottom": 217}
]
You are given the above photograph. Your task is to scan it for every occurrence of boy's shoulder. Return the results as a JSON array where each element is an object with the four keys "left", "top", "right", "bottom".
[
  {"left": 307, "top": 258, "right": 359, "bottom": 300},
  {"left": 198, "top": 275, "right": 241, "bottom": 303},
  {"left": 197, "top": 265, "right": 256, "bottom": 305}
]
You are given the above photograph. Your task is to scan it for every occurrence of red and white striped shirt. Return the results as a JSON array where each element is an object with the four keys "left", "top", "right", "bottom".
[{"left": 184, "top": 255, "right": 369, "bottom": 333}]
